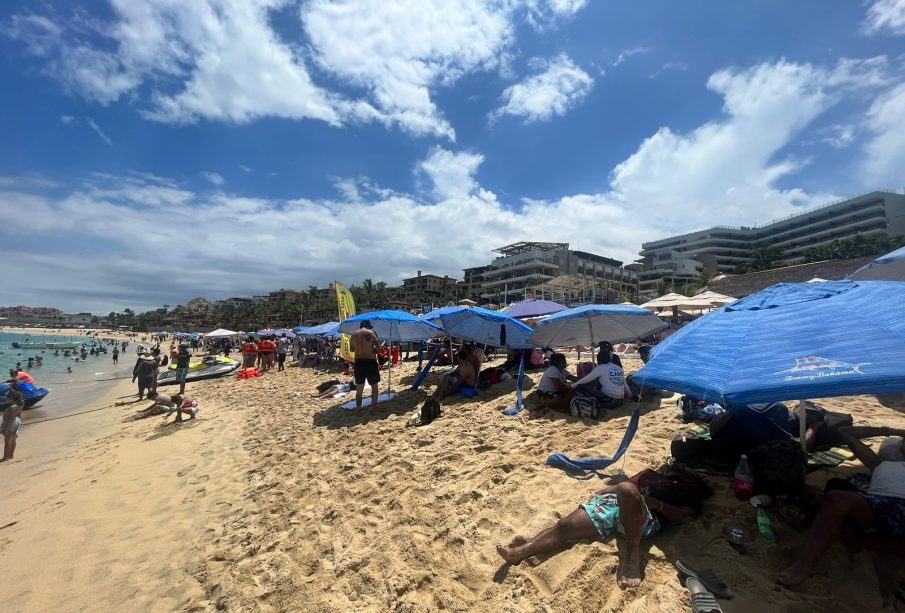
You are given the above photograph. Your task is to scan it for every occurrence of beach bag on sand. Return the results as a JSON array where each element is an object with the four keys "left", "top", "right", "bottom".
[
  {"left": 407, "top": 397, "right": 442, "bottom": 427},
  {"left": 749, "top": 440, "right": 807, "bottom": 496},
  {"left": 576, "top": 362, "right": 595, "bottom": 379},
  {"left": 569, "top": 388, "right": 601, "bottom": 420}
]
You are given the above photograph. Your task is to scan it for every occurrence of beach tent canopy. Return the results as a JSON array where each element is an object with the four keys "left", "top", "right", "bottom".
[
  {"left": 339, "top": 310, "right": 442, "bottom": 342},
  {"left": 849, "top": 245, "right": 905, "bottom": 281},
  {"left": 502, "top": 299, "right": 567, "bottom": 320},
  {"left": 423, "top": 306, "right": 533, "bottom": 348},
  {"left": 528, "top": 304, "right": 667, "bottom": 348},
  {"left": 296, "top": 322, "right": 340, "bottom": 340},
  {"left": 693, "top": 290, "right": 737, "bottom": 305},
  {"left": 641, "top": 293, "right": 719, "bottom": 310},
  {"left": 632, "top": 280, "right": 905, "bottom": 406},
  {"left": 204, "top": 328, "right": 239, "bottom": 338}
]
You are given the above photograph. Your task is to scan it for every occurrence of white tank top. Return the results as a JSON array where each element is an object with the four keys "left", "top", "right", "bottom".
[{"left": 868, "top": 461, "right": 905, "bottom": 499}]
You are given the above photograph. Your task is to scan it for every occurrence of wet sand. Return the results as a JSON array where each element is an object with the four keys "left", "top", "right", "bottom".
[{"left": 2, "top": 354, "right": 904, "bottom": 612}]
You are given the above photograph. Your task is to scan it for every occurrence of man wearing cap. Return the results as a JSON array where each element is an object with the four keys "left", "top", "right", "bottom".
[
  {"left": 175, "top": 344, "right": 192, "bottom": 394},
  {"left": 349, "top": 321, "right": 380, "bottom": 410},
  {"left": 778, "top": 425, "right": 905, "bottom": 591},
  {"left": 132, "top": 353, "right": 158, "bottom": 401}
]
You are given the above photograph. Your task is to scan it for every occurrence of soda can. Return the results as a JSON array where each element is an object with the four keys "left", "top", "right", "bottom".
[{"left": 728, "top": 528, "right": 746, "bottom": 553}]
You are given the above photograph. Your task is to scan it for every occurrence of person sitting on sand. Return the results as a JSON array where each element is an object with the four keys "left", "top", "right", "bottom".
[
  {"left": 1, "top": 388, "right": 24, "bottom": 461},
  {"left": 536, "top": 353, "right": 576, "bottom": 411},
  {"left": 433, "top": 349, "right": 477, "bottom": 400},
  {"left": 572, "top": 349, "right": 638, "bottom": 410},
  {"left": 777, "top": 426, "right": 905, "bottom": 589},
  {"left": 497, "top": 467, "right": 710, "bottom": 589},
  {"left": 168, "top": 394, "right": 197, "bottom": 423}
]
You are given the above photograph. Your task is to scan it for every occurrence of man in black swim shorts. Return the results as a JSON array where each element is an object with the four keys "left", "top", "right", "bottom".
[{"left": 349, "top": 321, "right": 380, "bottom": 409}]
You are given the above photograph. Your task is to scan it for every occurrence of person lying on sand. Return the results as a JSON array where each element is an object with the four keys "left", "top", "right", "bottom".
[
  {"left": 497, "top": 467, "right": 710, "bottom": 589},
  {"left": 131, "top": 391, "right": 174, "bottom": 419},
  {"left": 777, "top": 426, "right": 905, "bottom": 590},
  {"left": 311, "top": 379, "right": 360, "bottom": 399}
]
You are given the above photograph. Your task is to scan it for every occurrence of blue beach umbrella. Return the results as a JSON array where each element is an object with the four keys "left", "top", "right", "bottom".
[
  {"left": 423, "top": 306, "right": 534, "bottom": 348},
  {"left": 502, "top": 299, "right": 567, "bottom": 320},
  {"left": 340, "top": 310, "right": 443, "bottom": 392},
  {"left": 631, "top": 281, "right": 905, "bottom": 445},
  {"left": 420, "top": 306, "right": 534, "bottom": 414},
  {"left": 849, "top": 245, "right": 905, "bottom": 281},
  {"left": 257, "top": 328, "right": 275, "bottom": 336},
  {"left": 340, "top": 310, "right": 442, "bottom": 342},
  {"left": 527, "top": 303, "right": 667, "bottom": 348},
  {"left": 303, "top": 322, "right": 342, "bottom": 340}
]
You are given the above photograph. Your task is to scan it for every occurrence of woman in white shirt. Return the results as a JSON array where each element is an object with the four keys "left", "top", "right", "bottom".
[
  {"left": 572, "top": 352, "right": 636, "bottom": 410},
  {"left": 778, "top": 426, "right": 905, "bottom": 593},
  {"left": 537, "top": 354, "right": 575, "bottom": 411}
]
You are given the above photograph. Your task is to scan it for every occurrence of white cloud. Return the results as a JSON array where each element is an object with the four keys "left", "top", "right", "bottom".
[
  {"left": 302, "top": 0, "right": 516, "bottom": 139},
  {"left": 523, "top": 0, "right": 588, "bottom": 30},
  {"left": 491, "top": 54, "right": 593, "bottom": 123},
  {"left": 611, "top": 47, "right": 650, "bottom": 68},
  {"left": 4, "top": 1, "right": 583, "bottom": 138},
  {"left": 862, "top": 82, "right": 905, "bottom": 185},
  {"left": 417, "top": 147, "right": 485, "bottom": 200},
  {"left": 86, "top": 117, "right": 113, "bottom": 146},
  {"left": 864, "top": 0, "right": 905, "bottom": 35},
  {"left": 816, "top": 123, "right": 857, "bottom": 149},
  {"left": 0, "top": 57, "right": 896, "bottom": 313},
  {"left": 237, "top": 164, "right": 253, "bottom": 173},
  {"left": 202, "top": 171, "right": 225, "bottom": 187},
  {"left": 60, "top": 115, "right": 75, "bottom": 124}
]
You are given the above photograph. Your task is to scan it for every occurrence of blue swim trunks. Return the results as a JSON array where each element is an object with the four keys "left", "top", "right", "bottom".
[{"left": 581, "top": 493, "right": 661, "bottom": 538}]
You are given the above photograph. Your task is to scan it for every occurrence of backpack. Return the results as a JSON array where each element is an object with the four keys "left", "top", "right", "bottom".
[
  {"left": 569, "top": 388, "right": 601, "bottom": 420},
  {"left": 749, "top": 440, "right": 807, "bottom": 496},
  {"left": 407, "top": 397, "right": 442, "bottom": 427}
]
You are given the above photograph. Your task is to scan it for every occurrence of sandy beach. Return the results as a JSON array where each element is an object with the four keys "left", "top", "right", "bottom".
[{"left": 2, "top": 352, "right": 903, "bottom": 612}]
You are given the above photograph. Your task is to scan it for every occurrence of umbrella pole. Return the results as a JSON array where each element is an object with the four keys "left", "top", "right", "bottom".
[{"left": 799, "top": 399, "right": 808, "bottom": 452}]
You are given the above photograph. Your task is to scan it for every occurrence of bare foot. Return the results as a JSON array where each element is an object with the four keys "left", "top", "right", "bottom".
[
  {"left": 618, "top": 553, "right": 642, "bottom": 589},
  {"left": 496, "top": 544, "right": 525, "bottom": 564},
  {"left": 776, "top": 564, "right": 811, "bottom": 588}
]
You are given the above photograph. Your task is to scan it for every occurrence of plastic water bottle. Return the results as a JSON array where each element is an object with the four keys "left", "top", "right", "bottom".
[
  {"left": 756, "top": 506, "right": 776, "bottom": 543},
  {"left": 734, "top": 454, "right": 754, "bottom": 501}
]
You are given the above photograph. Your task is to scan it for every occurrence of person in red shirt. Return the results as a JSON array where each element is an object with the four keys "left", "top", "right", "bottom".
[{"left": 242, "top": 339, "right": 258, "bottom": 369}]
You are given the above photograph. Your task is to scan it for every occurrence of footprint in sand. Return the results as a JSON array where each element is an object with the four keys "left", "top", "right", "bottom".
[
  {"left": 177, "top": 464, "right": 197, "bottom": 477},
  {"left": 190, "top": 474, "right": 210, "bottom": 485}
]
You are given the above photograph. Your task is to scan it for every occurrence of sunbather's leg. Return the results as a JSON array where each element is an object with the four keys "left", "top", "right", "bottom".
[
  {"left": 355, "top": 383, "right": 365, "bottom": 410},
  {"left": 777, "top": 490, "right": 873, "bottom": 587},
  {"left": 496, "top": 508, "right": 597, "bottom": 564},
  {"left": 615, "top": 482, "right": 645, "bottom": 589}
]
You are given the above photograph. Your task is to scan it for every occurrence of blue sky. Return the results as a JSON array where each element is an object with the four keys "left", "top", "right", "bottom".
[{"left": 1, "top": 0, "right": 904, "bottom": 313}]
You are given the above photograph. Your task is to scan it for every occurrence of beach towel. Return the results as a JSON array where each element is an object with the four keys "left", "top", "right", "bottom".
[
  {"left": 341, "top": 392, "right": 398, "bottom": 410},
  {"left": 546, "top": 408, "right": 641, "bottom": 478}
]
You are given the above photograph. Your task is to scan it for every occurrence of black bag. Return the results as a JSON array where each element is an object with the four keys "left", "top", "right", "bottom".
[
  {"left": 749, "top": 440, "right": 807, "bottom": 496},
  {"left": 408, "top": 397, "right": 442, "bottom": 427},
  {"left": 569, "top": 388, "right": 601, "bottom": 420}
]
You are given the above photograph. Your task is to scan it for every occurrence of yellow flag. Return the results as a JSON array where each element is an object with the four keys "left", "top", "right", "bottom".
[{"left": 335, "top": 282, "right": 356, "bottom": 363}]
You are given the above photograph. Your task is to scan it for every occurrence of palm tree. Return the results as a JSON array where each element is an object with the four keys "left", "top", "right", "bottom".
[{"left": 743, "top": 244, "right": 784, "bottom": 272}]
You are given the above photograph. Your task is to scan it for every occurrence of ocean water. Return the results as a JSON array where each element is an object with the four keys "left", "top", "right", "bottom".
[
  {"left": 0, "top": 332, "right": 125, "bottom": 383},
  {"left": 1, "top": 332, "right": 141, "bottom": 417}
]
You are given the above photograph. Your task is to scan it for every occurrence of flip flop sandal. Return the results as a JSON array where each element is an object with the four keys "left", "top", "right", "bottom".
[
  {"left": 686, "top": 577, "right": 722, "bottom": 613},
  {"left": 675, "top": 560, "right": 734, "bottom": 599}
]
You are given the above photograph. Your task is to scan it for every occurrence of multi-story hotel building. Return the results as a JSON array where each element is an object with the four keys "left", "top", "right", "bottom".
[{"left": 637, "top": 189, "right": 905, "bottom": 297}]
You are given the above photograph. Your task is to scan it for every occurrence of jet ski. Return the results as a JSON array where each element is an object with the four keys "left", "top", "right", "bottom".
[
  {"left": 156, "top": 355, "right": 240, "bottom": 386},
  {"left": 0, "top": 381, "right": 50, "bottom": 409}
]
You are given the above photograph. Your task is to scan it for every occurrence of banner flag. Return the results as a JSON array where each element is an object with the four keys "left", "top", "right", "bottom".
[{"left": 335, "top": 282, "right": 356, "bottom": 363}]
